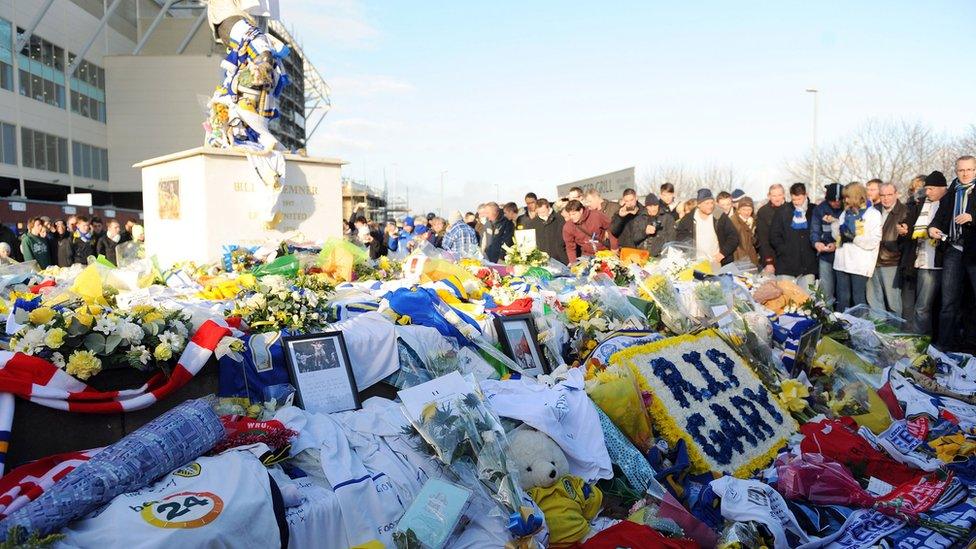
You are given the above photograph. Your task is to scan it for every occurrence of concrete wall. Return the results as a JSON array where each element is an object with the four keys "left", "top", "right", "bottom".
[{"left": 105, "top": 54, "right": 218, "bottom": 193}]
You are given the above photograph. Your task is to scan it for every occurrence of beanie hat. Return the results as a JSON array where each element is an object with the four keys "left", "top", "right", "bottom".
[
  {"left": 696, "top": 188, "right": 714, "bottom": 202},
  {"left": 924, "top": 170, "right": 947, "bottom": 188},
  {"left": 644, "top": 193, "right": 660, "bottom": 206},
  {"left": 731, "top": 189, "right": 745, "bottom": 201},
  {"left": 824, "top": 183, "right": 844, "bottom": 202},
  {"left": 403, "top": 216, "right": 415, "bottom": 227},
  {"left": 737, "top": 196, "right": 755, "bottom": 210}
]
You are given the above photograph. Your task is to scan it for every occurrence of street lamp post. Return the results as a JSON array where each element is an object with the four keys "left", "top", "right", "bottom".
[
  {"left": 440, "top": 170, "right": 447, "bottom": 216},
  {"left": 805, "top": 88, "right": 819, "bottom": 201}
]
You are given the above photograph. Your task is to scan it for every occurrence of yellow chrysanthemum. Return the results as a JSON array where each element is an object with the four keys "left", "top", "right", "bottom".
[
  {"left": 565, "top": 297, "right": 590, "bottom": 323},
  {"left": 28, "top": 307, "right": 56, "bottom": 325},
  {"left": 44, "top": 328, "right": 66, "bottom": 349},
  {"left": 66, "top": 350, "right": 102, "bottom": 380},
  {"left": 153, "top": 342, "right": 173, "bottom": 361},
  {"left": 777, "top": 379, "right": 810, "bottom": 413}
]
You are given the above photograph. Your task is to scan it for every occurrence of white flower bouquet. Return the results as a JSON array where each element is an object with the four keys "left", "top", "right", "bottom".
[{"left": 8, "top": 299, "right": 193, "bottom": 380}]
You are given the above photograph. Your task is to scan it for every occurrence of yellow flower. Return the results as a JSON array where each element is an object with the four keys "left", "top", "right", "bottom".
[
  {"left": 777, "top": 379, "right": 809, "bottom": 413},
  {"left": 421, "top": 402, "right": 438, "bottom": 422},
  {"left": 154, "top": 343, "right": 173, "bottom": 361},
  {"left": 28, "top": 307, "right": 56, "bottom": 325},
  {"left": 812, "top": 355, "right": 837, "bottom": 375},
  {"left": 595, "top": 250, "right": 616, "bottom": 259},
  {"left": 142, "top": 312, "right": 163, "bottom": 323},
  {"left": 66, "top": 350, "right": 102, "bottom": 380},
  {"left": 828, "top": 394, "right": 854, "bottom": 416},
  {"left": 45, "top": 328, "right": 66, "bottom": 349},
  {"left": 565, "top": 297, "right": 591, "bottom": 323}
]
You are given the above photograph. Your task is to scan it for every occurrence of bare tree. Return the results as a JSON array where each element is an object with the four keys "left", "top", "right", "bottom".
[
  {"left": 786, "top": 119, "right": 964, "bottom": 191},
  {"left": 643, "top": 163, "right": 741, "bottom": 199}
]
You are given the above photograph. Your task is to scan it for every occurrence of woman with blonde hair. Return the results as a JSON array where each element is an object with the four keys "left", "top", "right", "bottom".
[
  {"left": 832, "top": 182, "right": 882, "bottom": 310},
  {"left": 680, "top": 199, "right": 698, "bottom": 219}
]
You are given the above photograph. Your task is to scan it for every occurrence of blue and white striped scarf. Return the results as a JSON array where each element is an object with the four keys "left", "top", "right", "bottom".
[{"left": 949, "top": 179, "right": 974, "bottom": 244}]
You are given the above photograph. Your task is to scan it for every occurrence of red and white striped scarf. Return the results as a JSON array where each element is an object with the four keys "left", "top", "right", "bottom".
[{"left": 0, "top": 319, "right": 229, "bottom": 483}]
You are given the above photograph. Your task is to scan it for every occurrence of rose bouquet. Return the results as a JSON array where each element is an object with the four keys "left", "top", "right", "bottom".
[
  {"left": 8, "top": 298, "right": 193, "bottom": 380},
  {"left": 230, "top": 274, "right": 333, "bottom": 332}
]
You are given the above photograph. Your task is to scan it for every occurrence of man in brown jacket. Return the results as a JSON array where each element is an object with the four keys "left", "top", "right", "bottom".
[
  {"left": 730, "top": 196, "right": 759, "bottom": 265},
  {"left": 867, "top": 182, "right": 908, "bottom": 315}
]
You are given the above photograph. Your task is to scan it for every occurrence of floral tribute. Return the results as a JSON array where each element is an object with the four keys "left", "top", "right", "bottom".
[
  {"left": 8, "top": 298, "right": 193, "bottom": 380},
  {"left": 571, "top": 250, "right": 634, "bottom": 286},
  {"left": 610, "top": 330, "right": 797, "bottom": 478}
]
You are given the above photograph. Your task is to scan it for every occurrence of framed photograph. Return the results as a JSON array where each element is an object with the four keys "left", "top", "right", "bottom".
[
  {"left": 791, "top": 322, "right": 823, "bottom": 377},
  {"left": 493, "top": 314, "right": 550, "bottom": 376},
  {"left": 157, "top": 177, "right": 181, "bottom": 220},
  {"left": 281, "top": 332, "right": 361, "bottom": 414}
]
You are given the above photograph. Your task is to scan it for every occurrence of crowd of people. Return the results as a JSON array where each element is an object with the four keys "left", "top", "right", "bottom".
[
  {"left": 349, "top": 155, "right": 976, "bottom": 352},
  {"left": 0, "top": 214, "right": 145, "bottom": 269}
]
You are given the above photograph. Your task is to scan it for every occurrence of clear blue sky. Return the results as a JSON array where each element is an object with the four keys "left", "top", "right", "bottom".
[{"left": 284, "top": 1, "right": 975, "bottom": 214}]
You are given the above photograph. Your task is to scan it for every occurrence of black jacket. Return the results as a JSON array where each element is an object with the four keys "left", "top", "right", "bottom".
[
  {"left": 624, "top": 212, "right": 676, "bottom": 257},
  {"left": 96, "top": 235, "right": 120, "bottom": 264},
  {"left": 609, "top": 203, "right": 644, "bottom": 248},
  {"left": 367, "top": 229, "right": 387, "bottom": 259},
  {"left": 755, "top": 202, "right": 784, "bottom": 267},
  {"left": 769, "top": 203, "right": 818, "bottom": 277},
  {"left": 0, "top": 225, "right": 22, "bottom": 262},
  {"left": 57, "top": 237, "right": 73, "bottom": 267},
  {"left": 528, "top": 214, "right": 568, "bottom": 265},
  {"left": 71, "top": 234, "right": 96, "bottom": 265},
  {"left": 876, "top": 201, "right": 908, "bottom": 267},
  {"left": 483, "top": 217, "right": 514, "bottom": 263},
  {"left": 931, "top": 180, "right": 976, "bottom": 265},
  {"left": 675, "top": 211, "right": 740, "bottom": 266}
]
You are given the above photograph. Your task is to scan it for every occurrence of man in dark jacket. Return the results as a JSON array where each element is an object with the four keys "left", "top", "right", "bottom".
[
  {"left": 96, "top": 220, "right": 123, "bottom": 265},
  {"left": 770, "top": 183, "right": 818, "bottom": 287},
  {"left": 903, "top": 171, "right": 948, "bottom": 335},
  {"left": 658, "top": 183, "right": 678, "bottom": 223},
  {"left": 623, "top": 193, "right": 676, "bottom": 258},
  {"left": 516, "top": 193, "right": 537, "bottom": 229},
  {"left": 482, "top": 203, "right": 514, "bottom": 263},
  {"left": 610, "top": 188, "right": 644, "bottom": 248},
  {"left": 867, "top": 183, "right": 908, "bottom": 315},
  {"left": 929, "top": 155, "right": 976, "bottom": 350},
  {"left": 755, "top": 183, "right": 786, "bottom": 274},
  {"left": 810, "top": 183, "right": 844, "bottom": 307},
  {"left": 675, "top": 189, "right": 739, "bottom": 266},
  {"left": 528, "top": 199, "right": 568, "bottom": 264},
  {"left": 71, "top": 216, "right": 96, "bottom": 265}
]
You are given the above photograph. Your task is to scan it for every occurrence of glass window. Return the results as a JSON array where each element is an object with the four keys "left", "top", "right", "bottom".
[
  {"left": 30, "top": 73, "right": 42, "bottom": 101},
  {"left": 52, "top": 45, "right": 63, "bottom": 72},
  {"left": 101, "top": 149, "right": 108, "bottom": 180},
  {"left": 32, "top": 130, "right": 45, "bottom": 170},
  {"left": 18, "top": 69, "right": 28, "bottom": 96},
  {"left": 43, "top": 78, "right": 54, "bottom": 105},
  {"left": 81, "top": 143, "right": 90, "bottom": 178},
  {"left": 0, "top": 63, "right": 11, "bottom": 91},
  {"left": 72, "top": 141, "right": 80, "bottom": 175},
  {"left": 20, "top": 128, "right": 31, "bottom": 168},
  {"left": 57, "top": 137, "right": 67, "bottom": 174},
  {"left": 45, "top": 134, "right": 56, "bottom": 173},
  {"left": 1, "top": 123, "right": 15, "bottom": 165}
]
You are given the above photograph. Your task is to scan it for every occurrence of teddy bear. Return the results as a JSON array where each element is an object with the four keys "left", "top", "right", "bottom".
[{"left": 508, "top": 428, "right": 603, "bottom": 546}]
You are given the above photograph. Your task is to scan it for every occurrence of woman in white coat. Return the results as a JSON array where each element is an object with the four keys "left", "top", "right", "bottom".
[{"left": 832, "top": 182, "right": 882, "bottom": 311}]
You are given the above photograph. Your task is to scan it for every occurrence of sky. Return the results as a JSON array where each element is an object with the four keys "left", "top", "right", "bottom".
[{"left": 282, "top": 1, "right": 976, "bottom": 215}]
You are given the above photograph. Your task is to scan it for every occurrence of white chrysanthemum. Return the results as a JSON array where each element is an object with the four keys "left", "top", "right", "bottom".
[
  {"left": 246, "top": 293, "right": 267, "bottom": 309},
  {"left": 118, "top": 321, "right": 144, "bottom": 344},
  {"left": 305, "top": 291, "right": 319, "bottom": 308},
  {"left": 159, "top": 331, "right": 184, "bottom": 351},
  {"left": 94, "top": 316, "right": 116, "bottom": 335},
  {"left": 51, "top": 352, "right": 66, "bottom": 369},
  {"left": 19, "top": 326, "right": 48, "bottom": 354}
]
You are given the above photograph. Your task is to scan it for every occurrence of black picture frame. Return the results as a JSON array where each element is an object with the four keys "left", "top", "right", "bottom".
[
  {"left": 791, "top": 322, "right": 823, "bottom": 377},
  {"left": 493, "top": 314, "right": 550, "bottom": 376},
  {"left": 281, "top": 331, "right": 361, "bottom": 414}
]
